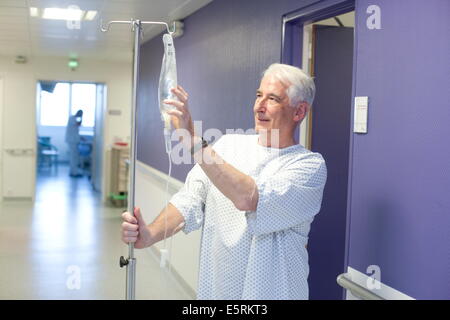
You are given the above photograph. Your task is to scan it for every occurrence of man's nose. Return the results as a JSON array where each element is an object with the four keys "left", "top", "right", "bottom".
[{"left": 255, "top": 97, "right": 267, "bottom": 111}]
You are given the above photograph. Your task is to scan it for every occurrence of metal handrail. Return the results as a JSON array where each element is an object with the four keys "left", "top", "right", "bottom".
[
  {"left": 4, "top": 148, "right": 34, "bottom": 155},
  {"left": 337, "top": 273, "right": 385, "bottom": 300}
]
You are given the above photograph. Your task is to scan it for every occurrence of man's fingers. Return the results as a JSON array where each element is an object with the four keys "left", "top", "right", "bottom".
[
  {"left": 134, "top": 207, "right": 147, "bottom": 227},
  {"left": 123, "top": 230, "right": 139, "bottom": 237},
  {"left": 121, "top": 211, "right": 137, "bottom": 224},
  {"left": 122, "top": 225, "right": 138, "bottom": 243},
  {"left": 123, "top": 236, "right": 137, "bottom": 243},
  {"left": 177, "top": 85, "right": 188, "bottom": 97},
  {"left": 164, "top": 99, "right": 186, "bottom": 112},
  {"left": 166, "top": 109, "right": 183, "bottom": 118},
  {"left": 121, "top": 208, "right": 144, "bottom": 245},
  {"left": 171, "top": 87, "right": 188, "bottom": 102},
  {"left": 122, "top": 221, "right": 139, "bottom": 232}
]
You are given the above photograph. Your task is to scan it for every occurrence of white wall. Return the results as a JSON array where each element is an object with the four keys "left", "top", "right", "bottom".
[
  {"left": 135, "top": 160, "right": 200, "bottom": 298},
  {"left": 0, "top": 55, "right": 132, "bottom": 200},
  {"left": 0, "top": 63, "right": 37, "bottom": 198}
]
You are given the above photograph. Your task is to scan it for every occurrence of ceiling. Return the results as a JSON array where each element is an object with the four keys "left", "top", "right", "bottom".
[{"left": 0, "top": 0, "right": 213, "bottom": 62}]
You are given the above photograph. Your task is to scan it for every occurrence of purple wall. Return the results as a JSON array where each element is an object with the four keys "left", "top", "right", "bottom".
[
  {"left": 347, "top": 0, "right": 450, "bottom": 299},
  {"left": 137, "top": 0, "right": 318, "bottom": 180}
]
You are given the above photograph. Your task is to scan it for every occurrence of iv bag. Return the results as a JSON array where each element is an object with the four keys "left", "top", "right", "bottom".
[{"left": 158, "top": 33, "right": 177, "bottom": 124}]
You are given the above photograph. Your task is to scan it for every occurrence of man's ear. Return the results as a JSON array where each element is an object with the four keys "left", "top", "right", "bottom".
[{"left": 293, "top": 102, "right": 309, "bottom": 122}]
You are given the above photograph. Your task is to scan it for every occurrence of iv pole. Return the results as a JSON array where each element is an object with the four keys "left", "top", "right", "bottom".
[{"left": 101, "top": 19, "right": 175, "bottom": 300}]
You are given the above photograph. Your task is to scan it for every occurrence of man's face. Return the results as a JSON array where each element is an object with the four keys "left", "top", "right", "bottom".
[{"left": 253, "top": 75, "right": 302, "bottom": 136}]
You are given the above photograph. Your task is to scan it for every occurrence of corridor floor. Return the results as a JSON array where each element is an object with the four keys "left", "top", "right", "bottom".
[{"left": 0, "top": 164, "right": 192, "bottom": 300}]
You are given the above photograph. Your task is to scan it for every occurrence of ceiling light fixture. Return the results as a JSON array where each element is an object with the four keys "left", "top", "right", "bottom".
[
  {"left": 42, "top": 8, "right": 84, "bottom": 20},
  {"left": 29, "top": 7, "right": 98, "bottom": 21},
  {"left": 84, "top": 11, "right": 97, "bottom": 21},
  {"left": 29, "top": 7, "right": 39, "bottom": 17}
]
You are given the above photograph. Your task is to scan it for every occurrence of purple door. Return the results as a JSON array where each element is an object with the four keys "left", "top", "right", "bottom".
[{"left": 308, "top": 25, "right": 354, "bottom": 300}]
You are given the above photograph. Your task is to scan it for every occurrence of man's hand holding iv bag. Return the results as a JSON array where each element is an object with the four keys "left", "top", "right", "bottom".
[{"left": 164, "top": 85, "right": 195, "bottom": 147}]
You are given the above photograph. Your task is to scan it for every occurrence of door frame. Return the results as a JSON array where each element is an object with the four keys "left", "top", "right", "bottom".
[
  {"left": 35, "top": 80, "right": 105, "bottom": 178},
  {"left": 92, "top": 83, "right": 107, "bottom": 193},
  {"left": 281, "top": 0, "right": 355, "bottom": 149},
  {"left": 280, "top": 0, "right": 357, "bottom": 299},
  {"left": 281, "top": 0, "right": 355, "bottom": 60}
]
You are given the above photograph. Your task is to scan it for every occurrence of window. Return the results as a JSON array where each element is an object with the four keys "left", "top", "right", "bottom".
[
  {"left": 39, "top": 81, "right": 97, "bottom": 127},
  {"left": 71, "top": 83, "right": 96, "bottom": 127},
  {"left": 39, "top": 83, "right": 70, "bottom": 126}
]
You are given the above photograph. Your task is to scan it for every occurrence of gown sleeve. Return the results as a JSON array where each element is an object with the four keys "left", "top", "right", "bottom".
[{"left": 246, "top": 155, "right": 327, "bottom": 236}]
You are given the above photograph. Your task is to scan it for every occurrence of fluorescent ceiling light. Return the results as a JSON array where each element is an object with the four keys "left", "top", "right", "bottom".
[
  {"left": 42, "top": 8, "right": 84, "bottom": 21},
  {"left": 84, "top": 11, "right": 97, "bottom": 21},
  {"left": 29, "top": 7, "right": 39, "bottom": 17},
  {"left": 29, "top": 7, "right": 98, "bottom": 21}
]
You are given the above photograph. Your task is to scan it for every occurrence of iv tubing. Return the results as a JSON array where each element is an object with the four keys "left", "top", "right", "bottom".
[
  {"left": 160, "top": 116, "right": 173, "bottom": 268},
  {"left": 163, "top": 143, "right": 172, "bottom": 249}
]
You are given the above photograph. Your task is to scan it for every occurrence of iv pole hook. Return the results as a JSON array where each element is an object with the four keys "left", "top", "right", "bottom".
[{"left": 101, "top": 19, "right": 176, "bottom": 35}]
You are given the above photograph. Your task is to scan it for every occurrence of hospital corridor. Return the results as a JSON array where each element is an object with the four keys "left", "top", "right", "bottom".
[
  {"left": 0, "top": 163, "right": 190, "bottom": 300},
  {"left": 0, "top": 0, "right": 449, "bottom": 305}
]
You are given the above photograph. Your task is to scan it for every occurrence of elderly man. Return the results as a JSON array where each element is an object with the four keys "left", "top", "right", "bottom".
[{"left": 121, "top": 63, "right": 327, "bottom": 299}]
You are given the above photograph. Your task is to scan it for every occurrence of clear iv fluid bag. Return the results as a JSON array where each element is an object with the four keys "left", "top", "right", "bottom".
[{"left": 158, "top": 33, "right": 177, "bottom": 124}]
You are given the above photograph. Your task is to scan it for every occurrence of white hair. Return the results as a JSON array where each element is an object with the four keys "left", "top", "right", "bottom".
[{"left": 262, "top": 63, "right": 316, "bottom": 107}]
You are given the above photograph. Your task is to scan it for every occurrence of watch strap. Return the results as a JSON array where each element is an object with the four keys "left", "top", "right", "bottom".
[{"left": 190, "top": 137, "right": 208, "bottom": 155}]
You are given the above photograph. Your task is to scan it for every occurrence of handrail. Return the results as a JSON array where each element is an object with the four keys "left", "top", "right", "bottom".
[
  {"left": 337, "top": 273, "right": 385, "bottom": 300},
  {"left": 4, "top": 148, "right": 34, "bottom": 156}
]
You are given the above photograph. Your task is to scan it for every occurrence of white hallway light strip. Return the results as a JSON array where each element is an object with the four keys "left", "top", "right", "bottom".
[
  {"left": 84, "top": 11, "right": 97, "bottom": 21},
  {"left": 42, "top": 8, "right": 84, "bottom": 20},
  {"left": 29, "top": 7, "right": 39, "bottom": 17},
  {"left": 29, "top": 7, "right": 98, "bottom": 21}
]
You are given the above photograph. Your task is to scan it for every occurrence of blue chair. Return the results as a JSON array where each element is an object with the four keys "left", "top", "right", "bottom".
[
  {"left": 78, "top": 141, "right": 92, "bottom": 177},
  {"left": 38, "top": 137, "right": 59, "bottom": 169}
]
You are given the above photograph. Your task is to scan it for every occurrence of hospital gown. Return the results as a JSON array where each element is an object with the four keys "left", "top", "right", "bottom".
[{"left": 169, "top": 134, "right": 327, "bottom": 299}]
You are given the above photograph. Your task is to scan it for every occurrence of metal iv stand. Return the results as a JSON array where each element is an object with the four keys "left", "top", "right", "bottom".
[{"left": 100, "top": 19, "right": 175, "bottom": 301}]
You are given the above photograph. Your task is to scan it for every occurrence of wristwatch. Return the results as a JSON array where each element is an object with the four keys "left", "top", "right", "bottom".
[{"left": 190, "top": 137, "right": 208, "bottom": 155}]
